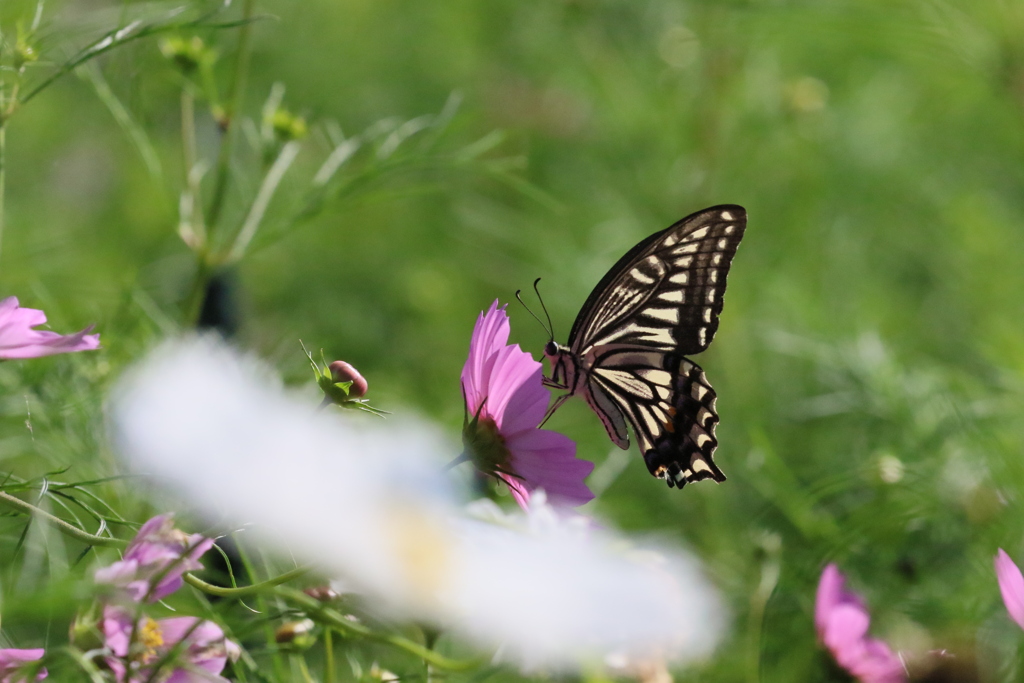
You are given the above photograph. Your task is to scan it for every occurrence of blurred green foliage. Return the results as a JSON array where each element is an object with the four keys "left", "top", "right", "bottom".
[{"left": 3, "top": 0, "right": 1024, "bottom": 680}]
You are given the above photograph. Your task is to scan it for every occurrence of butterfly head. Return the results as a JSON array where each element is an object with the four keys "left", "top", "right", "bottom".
[{"left": 542, "top": 341, "right": 577, "bottom": 391}]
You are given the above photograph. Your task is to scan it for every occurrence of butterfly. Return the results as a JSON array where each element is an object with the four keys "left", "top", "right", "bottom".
[{"left": 541, "top": 205, "right": 747, "bottom": 489}]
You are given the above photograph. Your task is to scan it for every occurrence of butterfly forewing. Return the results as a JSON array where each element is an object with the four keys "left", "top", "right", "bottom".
[{"left": 569, "top": 205, "right": 746, "bottom": 356}]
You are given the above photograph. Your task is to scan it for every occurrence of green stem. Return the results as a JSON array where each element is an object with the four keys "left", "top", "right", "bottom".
[
  {"left": 746, "top": 557, "right": 780, "bottom": 683},
  {"left": 324, "top": 628, "right": 336, "bottom": 683},
  {"left": 0, "top": 490, "right": 125, "bottom": 548},
  {"left": 58, "top": 646, "right": 109, "bottom": 683},
  {"left": 424, "top": 627, "right": 440, "bottom": 683},
  {"left": 295, "top": 655, "right": 316, "bottom": 683},
  {"left": 0, "top": 123, "right": 6, "bottom": 268},
  {"left": 274, "top": 586, "right": 481, "bottom": 671},
  {"left": 226, "top": 140, "right": 301, "bottom": 263},
  {"left": 183, "top": 259, "right": 212, "bottom": 327},
  {"left": 206, "top": 0, "right": 256, "bottom": 232},
  {"left": 181, "top": 88, "right": 206, "bottom": 249},
  {"left": 183, "top": 565, "right": 310, "bottom": 597}
]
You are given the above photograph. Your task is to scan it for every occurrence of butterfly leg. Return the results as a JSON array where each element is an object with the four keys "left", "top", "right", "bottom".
[{"left": 540, "top": 393, "right": 572, "bottom": 428}]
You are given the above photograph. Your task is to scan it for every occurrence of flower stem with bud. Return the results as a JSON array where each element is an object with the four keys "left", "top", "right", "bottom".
[{"left": 302, "top": 343, "right": 388, "bottom": 416}]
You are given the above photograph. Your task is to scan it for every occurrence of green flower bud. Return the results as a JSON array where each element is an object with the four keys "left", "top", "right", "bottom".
[
  {"left": 12, "top": 40, "right": 38, "bottom": 70},
  {"left": 270, "top": 108, "right": 307, "bottom": 142},
  {"left": 275, "top": 618, "right": 317, "bottom": 650},
  {"left": 69, "top": 602, "right": 105, "bottom": 652},
  {"left": 160, "top": 36, "right": 216, "bottom": 74}
]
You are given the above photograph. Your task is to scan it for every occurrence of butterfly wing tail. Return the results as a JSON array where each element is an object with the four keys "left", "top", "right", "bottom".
[{"left": 643, "top": 358, "right": 725, "bottom": 488}]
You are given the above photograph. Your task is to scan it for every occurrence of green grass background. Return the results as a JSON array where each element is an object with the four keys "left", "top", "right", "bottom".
[{"left": 3, "top": 0, "right": 1024, "bottom": 680}]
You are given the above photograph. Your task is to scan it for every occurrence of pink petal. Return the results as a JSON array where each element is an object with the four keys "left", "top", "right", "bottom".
[
  {"left": 823, "top": 603, "right": 871, "bottom": 664},
  {"left": 996, "top": 549, "right": 1024, "bottom": 630},
  {"left": 158, "top": 618, "right": 231, "bottom": 676},
  {"left": 129, "top": 515, "right": 171, "bottom": 548},
  {"left": 487, "top": 346, "right": 547, "bottom": 433},
  {"left": 101, "top": 606, "right": 134, "bottom": 657},
  {"left": 815, "top": 564, "right": 845, "bottom": 637},
  {"left": 164, "top": 672, "right": 230, "bottom": 683},
  {"left": 461, "top": 301, "right": 509, "bottom": 411},
  {"left": 93, "top": 558, "right": 140, "bottom": 587},
  {"left": 849, "top": 638, "right": 906, "bottom": 683},
  {"left": 497, "top": 361, "right": 550, "bottom": 436},
  {"left": 506, "top": 429, "right": 594, "bottom": 507},
  {"left": 501, "top": 473, "right": 532, "bottom": 510},
  {"left": 0, "top": 296, "right": 99, "bottom": 359},
  {"left": 477, "top": 345, "right": 524, "bottom": 421},
  {"left": 0, "top": 649, "right": 45, "bottom": 665},
  {"left": 157, "top": 617, "right": 205, "bottom": 644},
  {"left": 0, "top": 648, "right": 47, "bottom": 682}
]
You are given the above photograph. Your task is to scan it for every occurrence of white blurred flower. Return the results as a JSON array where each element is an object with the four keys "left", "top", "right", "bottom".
[{"left": 109, "top": 337, "right": 726, "bottom": 672}]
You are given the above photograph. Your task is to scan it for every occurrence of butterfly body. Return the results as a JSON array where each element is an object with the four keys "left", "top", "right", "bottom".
[{"left": 542, "top": 205, "right": 746, "bottom": 489}]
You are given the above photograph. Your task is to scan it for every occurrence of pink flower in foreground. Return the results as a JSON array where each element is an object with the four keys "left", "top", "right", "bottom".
[
  {"left": 0, "top": 649, "right": 46, "bottom": 682},
  {"left": 102, "top": 606, "right": 239, "bottom": 683},
  {"left": 0, "top": 296, "right": 99, "bottom": 359},
  {"left": 996, "top": 549, "right": 1024, "bottom": 630},
  {"left": 461, "top": 300, "right": 594, "bottom": 509},
  {"left": 95, "top": 515, "right": 214, "bottom": 603},
  {"left": 815, "top": 564, "right": 906, "bottom": 683}
]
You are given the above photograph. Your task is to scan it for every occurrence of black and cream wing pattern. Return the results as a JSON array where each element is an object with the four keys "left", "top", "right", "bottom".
[{"left": 545, "top": 205, "right": 746, "bottom": 488}]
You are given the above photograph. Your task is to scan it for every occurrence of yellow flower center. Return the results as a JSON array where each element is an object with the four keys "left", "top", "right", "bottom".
[{"left": 139, "top": 617, "right": 165, "bottom": 663}]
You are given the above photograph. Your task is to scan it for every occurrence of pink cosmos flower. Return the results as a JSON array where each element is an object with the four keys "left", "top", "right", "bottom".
[
  {"left": 995, "top": 549, "right": 1024, "bottom": 630},
  {"left": 0, "top": 649, "right": 46, "bottom": 682},
  {"left": 0, "top": 297, "right": 99, "bottom": 359},
  {"left": 815, "top": 564, "right": 906, "bottom": 683},
  {"left": 461, "top": 301, "right": 594, "bottom": 510},
  {"left": 95, "top": 515, "right": 215, "bottom": 603},
  {"left": 102, "top": 606, "right": 239, "bottom": 683}
]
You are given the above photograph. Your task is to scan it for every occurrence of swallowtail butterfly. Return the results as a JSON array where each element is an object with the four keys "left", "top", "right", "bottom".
[{"left": 542, "top": 205, "right": 746, "bottom": 489}]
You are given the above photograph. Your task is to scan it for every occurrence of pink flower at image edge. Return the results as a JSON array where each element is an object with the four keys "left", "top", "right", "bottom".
[
  {"left": 0, "top": 297, "right": 99, "bottom": 359},
  {"left": 815, "top": 564, "right": 906, "bottom": 683},
  {"left": 995, "top": 549, "right": 1024, "bottom": 630},
  {"left": 461, "top": 300, "right": 593, "bottom": 509},
  {"left": 0, "top": 648, "right": 46, "bottom": 681}
]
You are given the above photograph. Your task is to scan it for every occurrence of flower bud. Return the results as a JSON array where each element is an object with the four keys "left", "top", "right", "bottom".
[
  {"left": 303, "top": 585, "right": 340, "bottom": 602},
  {"left": 369, "top": 663, "right": 400, "bottom": 683},
  {"left": 270, "top": 109, "right": 307, "bottom": 142},
  {"left": 274, "top": 618, "right": 317, "bottom": 650},
  {"left": 13, "top": 40, "right": 38, "bottom": 70},
  {"left": 329, "top": 361, "right": 368, "bottom": 399},
  {"left": 68, "top": 603, "right": 105, "bottom": 652},
  {"left": 160, "top": 36, "right": 215, "bottom": 74}
]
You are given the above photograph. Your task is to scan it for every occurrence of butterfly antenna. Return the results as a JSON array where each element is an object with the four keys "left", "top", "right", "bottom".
[
  {"left": 515, "top": 286, "right": 553, "bottom": 339},
  {"left": 533, "top": 278, "right": 555, "bottom": 342}
]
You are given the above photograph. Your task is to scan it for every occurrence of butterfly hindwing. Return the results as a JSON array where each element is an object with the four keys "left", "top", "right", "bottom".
[
  {"left": 581, "top": 347, "right": 724, "bottom": 488},
  {"left": 569, "top": 205, "right": 746, "bottom": 356},
  {"left": 643, "top": 357, "right": 724, "bottom": 488}
]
